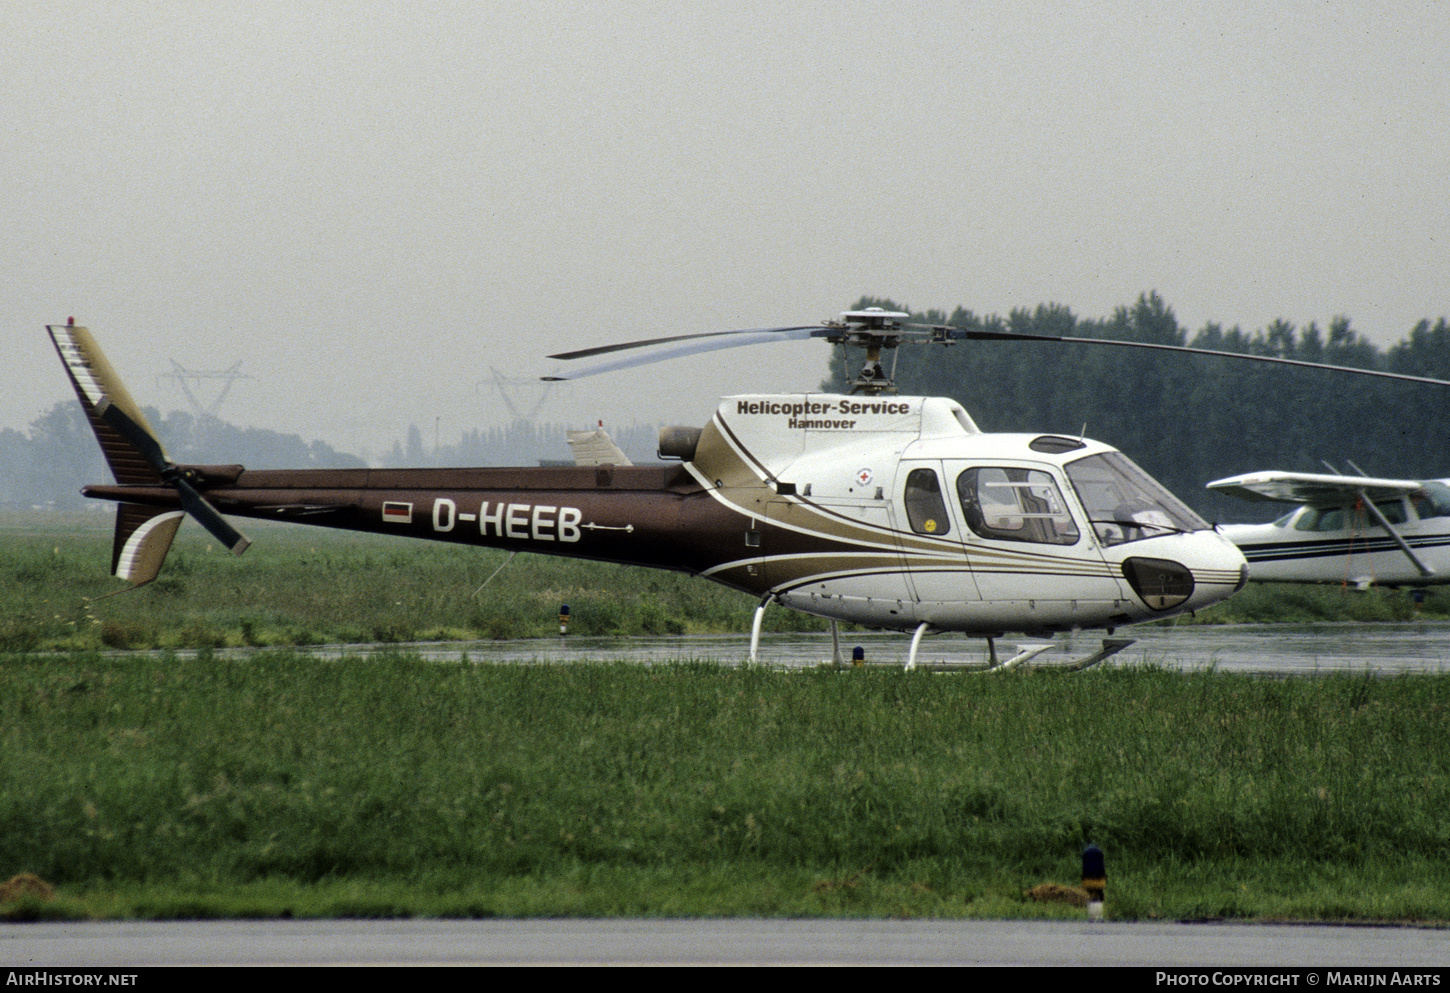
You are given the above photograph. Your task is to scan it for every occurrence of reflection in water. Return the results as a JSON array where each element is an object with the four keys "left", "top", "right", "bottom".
[{"left": 311, "top": 623, "right": 1450, "bottom": 676}]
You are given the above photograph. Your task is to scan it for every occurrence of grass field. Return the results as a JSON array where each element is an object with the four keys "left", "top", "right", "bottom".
[
  {"left": 4, "top": 651, "right": 1449, "bottom": 922},
  {"left": 0, "top": 511, "right": 839, "bottom": 652},
  {"left": 4, "top": 511, "right": 1450, "bottom": 923},
  {"left": 3, "top": 509, "right": 1443, "bottom": 653}
]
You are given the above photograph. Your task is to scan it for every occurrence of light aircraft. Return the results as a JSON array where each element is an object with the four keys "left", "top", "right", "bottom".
[
  {"left": 48, "top": 311, "right": 1450, "bottom": 669},
  {"left": 1208, "top": 468, "right": 1450, "bottom": 589}
]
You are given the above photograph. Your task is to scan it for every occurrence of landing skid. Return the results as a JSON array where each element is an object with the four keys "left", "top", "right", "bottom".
[
  {"left": 903, "top": 633, "right": 1136, "bottom": 673},
  {"left": 747, "top": 599, "right": 1134, "bottom": 672},
  {"left": 901, "top": 627, "right": 1135, "bottom": 672}
]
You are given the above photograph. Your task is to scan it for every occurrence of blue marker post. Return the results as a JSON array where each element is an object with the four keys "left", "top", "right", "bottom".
[{"left": 559, "top": 604, "right": 570, "bottom": 636}]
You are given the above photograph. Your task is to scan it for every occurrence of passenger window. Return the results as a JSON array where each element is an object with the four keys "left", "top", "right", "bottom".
[
  {"left": 904, "top": 468, "right": 951, "bottom": 535},
  {"left": 957, "top": 467, "right": 1079, "bottom": 545}
]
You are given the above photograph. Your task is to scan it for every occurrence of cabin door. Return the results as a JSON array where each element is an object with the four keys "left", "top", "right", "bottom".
[{"left": 940, "top": 460, "right": 1124, "bottom": 625}]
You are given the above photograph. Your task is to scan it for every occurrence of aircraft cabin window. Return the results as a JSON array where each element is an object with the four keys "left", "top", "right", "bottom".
[
  {"left": 956, "top": 467, "right": 1079, "bottom": 545},
  {"left": 1295, "top": 500, "right": 1408, "bottom": 532},
  {"left": 1294, "top": 507, "right": 1346, "bottom": 532},
  {"left": 904, "top": 468, "right": 951, "bottom": 536}
]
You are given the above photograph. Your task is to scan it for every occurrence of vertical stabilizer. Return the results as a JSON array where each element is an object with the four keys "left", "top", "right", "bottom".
[{"left": 48, "top": 323, "right": 165, "bottom": 486}]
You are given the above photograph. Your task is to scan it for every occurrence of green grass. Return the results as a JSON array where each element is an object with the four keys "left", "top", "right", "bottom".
[
  {"left": 2, "top": 509, "right": 1444, "bottom": 653},
  {"left": 6, "top": 510, "right": 1450, "bottom": 923},
  {"left": 0, "top": 511, "right": 831, "bottom": 652},
  {"left": 3, "top": 651, "right": 1450, "bottom": 922}
]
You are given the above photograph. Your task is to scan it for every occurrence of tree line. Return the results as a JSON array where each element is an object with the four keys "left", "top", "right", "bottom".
[
  {"left": 8, "top": 292, "right": 1446, "bottom": 521},
  {"left": 826, "top": 293, "right": 1450, "bottom": 522},
  {"left": 0, "top": 404, "right": 659, "bottom": 511},
  {"left": 0, "top": 406, "right": 365, "bottom": 511}
]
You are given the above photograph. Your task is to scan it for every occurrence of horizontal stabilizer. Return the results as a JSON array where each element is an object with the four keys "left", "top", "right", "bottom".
[
  {"left": 111, "top": 504, "right": 185, "bottom": 588},
  {"left": 567, "top": 427, "right": 632, "bottom": 466}
]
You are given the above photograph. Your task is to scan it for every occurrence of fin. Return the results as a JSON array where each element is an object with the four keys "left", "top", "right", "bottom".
[
  {"left": 49, "top": 322, "right": 251, "bottom": 589},
  {"left": 48, "top": 323, "right": 166, "bottom": 486}
]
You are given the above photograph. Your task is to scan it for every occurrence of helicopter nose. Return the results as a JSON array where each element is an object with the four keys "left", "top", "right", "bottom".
[
  {"left": 1120, "top": 531, "right": 1247, "bottom": 614},
  {"left": 1192, "top": 530, "right": 1251, "bottom": 608}
]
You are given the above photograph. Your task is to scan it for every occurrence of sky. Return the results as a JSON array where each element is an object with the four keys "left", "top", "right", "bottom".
[{"left": 5, "top": 1, "right": 1447, "bottom": 461}]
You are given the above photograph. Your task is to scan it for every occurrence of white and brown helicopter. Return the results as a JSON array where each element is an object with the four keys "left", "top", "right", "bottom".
[
  {"left": 48, "top": 311, "right": 1450, "bottom": 669},
  {"left": 1207, "top": 466, "right": 1450, "bottom": 589}
]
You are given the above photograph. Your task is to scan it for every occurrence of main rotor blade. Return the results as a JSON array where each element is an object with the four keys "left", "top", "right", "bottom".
[
  {"left": 174, "top": 477, "right": 251, "bottom": 555},
  {"left": 544, "top": 326, "right": 830, "bottom": 381},
  {"left": 948, "top": 328, "right": 1450, "bottom": 388},
  {"left": 548, "top": 325, "right": 827, "bottom": 361}
]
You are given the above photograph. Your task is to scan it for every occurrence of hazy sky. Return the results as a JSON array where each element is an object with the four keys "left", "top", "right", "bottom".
[{"left": 6, "top": 1, "right": 1447, "bottom": 459}]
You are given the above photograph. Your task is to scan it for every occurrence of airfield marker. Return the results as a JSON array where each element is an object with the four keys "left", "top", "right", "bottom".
[{"left": 1082, "top": 844, "right": 1106, "bottom": 920}]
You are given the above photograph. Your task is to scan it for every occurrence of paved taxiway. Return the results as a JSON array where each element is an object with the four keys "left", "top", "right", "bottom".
[{"left": 5, "top": 918, "right": 1449, "bottom": 967}]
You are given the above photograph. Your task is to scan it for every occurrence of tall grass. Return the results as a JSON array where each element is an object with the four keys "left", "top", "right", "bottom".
[
  {"left": 4, "top": 651, "right": 1449, "bottom": 920},
  {"left": 0, "top": 512, "right": 828, "bottom": 651}
]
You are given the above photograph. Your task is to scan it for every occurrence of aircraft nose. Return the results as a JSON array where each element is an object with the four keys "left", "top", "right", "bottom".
[
  {"left": 1122, "top": 531, "right": 1247, "bottom": 613},
  {"left": 1198, "top": 530, "right": 1251, "bottom": 604},
  {"left": 1122, "top": 556, "right": 1196, "bottom": 610}
]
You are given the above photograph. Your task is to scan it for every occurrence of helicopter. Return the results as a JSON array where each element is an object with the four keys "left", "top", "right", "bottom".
[
  {"left": 1207, "top": 467, "right": 1450, "bottom": 589},
  {"left": 47, "top": 310, "right": 1450, "bottom": 669}
]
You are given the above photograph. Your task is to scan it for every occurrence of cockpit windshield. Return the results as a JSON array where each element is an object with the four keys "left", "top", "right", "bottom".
[
  {"left": 1066, "top": 452, "right": 1210, "bottom": 546},
  {"left": 1413, "top": 481, "right": 1450, "bottom": 521}
]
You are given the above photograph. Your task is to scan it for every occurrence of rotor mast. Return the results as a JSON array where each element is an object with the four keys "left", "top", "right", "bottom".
[{"left": 826, "top": 308, "right": 912, "bottom": 395}]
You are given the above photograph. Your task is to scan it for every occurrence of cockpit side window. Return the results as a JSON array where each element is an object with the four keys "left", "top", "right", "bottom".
[
  {"left": 956, "top": 467, "right": 1079, "bottom": 545},
  {"left": 904, "top": 467, "right": 951, "bottom": 536},
  {"left": 1294, "top": 507, "right": 1347, "bottom": 532}
]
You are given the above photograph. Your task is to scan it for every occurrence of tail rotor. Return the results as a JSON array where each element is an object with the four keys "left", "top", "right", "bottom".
[{"left": 48, "top": 322, "right": 250, "bottom": 589}]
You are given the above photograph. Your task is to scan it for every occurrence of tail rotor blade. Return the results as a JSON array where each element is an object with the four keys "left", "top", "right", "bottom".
[
  {"left": 96, "top": 398, "right": 250, "bottom": 554},
  {"left": 174, "top": 477, "right": 251, "bottom": 555},
  {"left": 95, "top": 399, "right": 169, "bottom": 473}
]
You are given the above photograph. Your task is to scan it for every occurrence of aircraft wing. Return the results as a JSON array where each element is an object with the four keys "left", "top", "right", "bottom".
[{"left": 1207, "top": 471, "right": 1423, "bottom": 507}]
